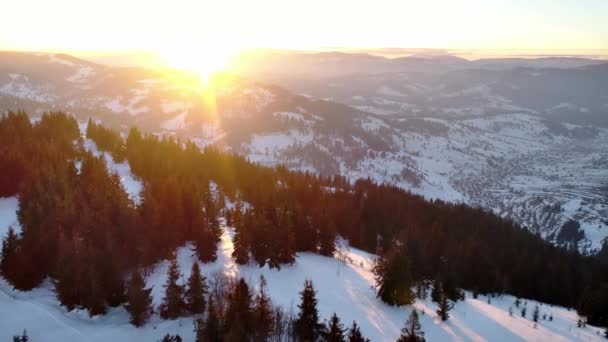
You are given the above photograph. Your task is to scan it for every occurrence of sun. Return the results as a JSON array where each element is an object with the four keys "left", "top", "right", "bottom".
[{"left": 158, "top": 44, "right": 239, "bottom": 86}]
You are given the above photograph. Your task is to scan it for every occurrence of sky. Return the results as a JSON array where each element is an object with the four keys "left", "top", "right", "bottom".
[{"left": 1, "top": 0, "right": 607, "bottom": 62}]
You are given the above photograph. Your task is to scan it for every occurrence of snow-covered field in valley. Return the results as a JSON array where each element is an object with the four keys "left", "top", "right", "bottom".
[{"left": 1, "top": 219, "right": 605, "bottom": 341}]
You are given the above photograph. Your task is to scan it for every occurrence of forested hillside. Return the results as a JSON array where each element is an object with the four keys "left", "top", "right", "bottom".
[{"left": 1, "top": 111, "right": 607, "bottom": 334}]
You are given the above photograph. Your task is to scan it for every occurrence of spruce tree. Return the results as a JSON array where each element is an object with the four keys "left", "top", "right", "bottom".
[
  {"left": 195, "top": 296, "right": 222, "bottom": 342},
  {"left": 185, "top": 262, "right": 207, "bottom": 315},
  {"left": 159, "top": 258, "right": 185, "bottom": 319},
  {"left": 347, "top": 321, "right": 368, "bottom": 342},
  {"left": 126, "top": 270, "right": 153, "bottom": 327},
  {"left": 0, "top": 226, "right": 19, "bottom": 280},
  {"left": 373, "top": 243, "right": 413, "bottom": 306},
  {"left": 397, "top": 309, "right": 425, "bottom": 342},
  {"left": 253, "top": 275, "right": 274, "bottom": 341},
  {"left": 324, "top": 312, "right": 346, "bottom": 342},
  {"left": 318, "top": 221, "right": 337, "bottom": 257},
  {"left": 434, "top": 285, "right": 453, "bottom": 321},
  {"left": 533, "top": 304, "right": 540, "bottom": 323},
  {"left": 224, "top": 278, "right": 253, "bottom": 341},
  {"left": 294, "top": 279, "right": 322, "bottom": 341},
  {"left": 82, "top": 266, "right": 107, "bottom": 316},
  {"left": 232, "top": 221, "right": 250, "bottom": 265}
]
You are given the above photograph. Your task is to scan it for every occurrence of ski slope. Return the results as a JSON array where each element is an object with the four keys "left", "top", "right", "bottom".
[{"left": 1, "top": 219, "right": 605, "bottom": 341}]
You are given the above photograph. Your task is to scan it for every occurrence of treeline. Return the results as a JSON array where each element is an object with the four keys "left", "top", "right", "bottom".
[{"left": 1, "top": 112, "right": 608, "bottom": 329}]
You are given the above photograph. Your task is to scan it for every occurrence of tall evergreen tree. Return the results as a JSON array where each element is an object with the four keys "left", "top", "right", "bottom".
[
  {"left": 159, "top": 258, "right": 185, "bottom": 319},
  {"left": 373, "top": 243, "right": 413, "bottom": 306},
  {"left": 232, "top": 219, "right": 250, "bottom": 264},
  {"left": 533, "top": 304, "right": 540, "bottom": 323},
  {"left": 397, "top": 309, "right": 425, "bottom": 342},
  {"left": 0, "top": 226, "right": 19, "bottom": 281},
  {"left": 347, "top": 321, "right": 368, "bottom": 342},
  {"left": 252, "top": 275, "right": 274, "bottom": 341},
  {"left": 435, "top": 285, "right": 453, "bottom": 321},
  {"left": 185, "top": 262, "right": 207, "bottom": 315},
  {"left": 224, "top": 278, "right": 253, "bottom": 341},
  {"left": 324, "top": 312, "right": 346, "bottom": 342},
  {"left": 294, "top": 279, "right": 322, "bottom": 341},
  {"left": 126, "top": 270, "right": 153, "bottom": 327},
  {"left": 195, "top": 296, "right": 223, "bottom": 342},
  {"left": 318, "top": 220, "right": 337, "bottom": 257}
]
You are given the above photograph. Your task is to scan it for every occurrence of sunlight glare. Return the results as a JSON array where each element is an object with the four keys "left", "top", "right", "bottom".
[{"left": 159, "top": 42, "right": 239, "bottom": 86}]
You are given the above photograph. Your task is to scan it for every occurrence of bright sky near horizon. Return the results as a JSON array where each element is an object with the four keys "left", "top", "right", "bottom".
[{"left": 2, "top": 0, "right": 607, "bottom": 72}]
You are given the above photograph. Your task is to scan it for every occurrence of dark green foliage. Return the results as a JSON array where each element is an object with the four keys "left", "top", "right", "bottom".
[
  {"left": 434, "top": 285, "right": 453, "bottom": 321},
  {"left": 252, "top": 275, "right": 274, "bottom": 341},
  {"left": 1, "top": 226, "right": 19, "bottom": 282},
  {"left": 195, "top": 296, "right": 223, "bottom": 342},
  {"left": 3, "top": 114, "right": 608, "bottom": 327},
  {"left": 12, "top": 330, "right": 28, "bottom": 342},
  {"left": 159, "top": 334, "right": 182, "bottom": 342},
  {"left": 185, "top": 262, "right": 208, "bottom": 315},
  {"left": 323, "top": 312, "right": 346, "bottom": 342},
  {"left": 294, "top": 279, "right": 322, "bottom": 341},
  {"left": 224, "top": 278, "right": 253, "bottom": 341},
  {"left": 577, "top": 283, "right": 608, "bottom": 326},
  {"left": 533, "top": 305, "right": 540, "bottom": 323},
  {"left": 126, "top": 270, "right": 153, "bottom": 327},
  {"left": 397, "top": 310, "right": 425, "bottom": 342},
  {"left": 159, "top": 258, "right": 185, "bottom": 319},
  {"left": 374, "top": 243, "right": 413, "bottom": 306},
  {"left": 347, "top": 321, "right": 369, "bottom": 342}
]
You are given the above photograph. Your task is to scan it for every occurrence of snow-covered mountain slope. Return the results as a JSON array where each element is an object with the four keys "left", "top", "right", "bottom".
[
  {"left": 2, "top": 52, "right": 607, "bottom": 254},
  {"left": 1, "top": 220, "right": 605, "bottom": 341}
]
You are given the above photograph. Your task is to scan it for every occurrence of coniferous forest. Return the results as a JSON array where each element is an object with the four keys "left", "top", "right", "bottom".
[{"left": 1, "top": 111, "right": 608, "bottom": 337}]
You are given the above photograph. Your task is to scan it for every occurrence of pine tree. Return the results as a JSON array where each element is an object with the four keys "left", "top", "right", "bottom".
[
  {"left": 430, "top": 278, "right": 442, "bottom": 303},
  {"left": 193, "top": 228, "right": 219, "bottom": 262},
  {"left": 324, "top": 312, "right": 346, "bottom": 342},
  {"left": 294, "top": 279, "right": 322, "bottom": 341},
  {"left": 253, "top": 275, "right": 274, "bottom": 341},
  {"left": 82, "top": 266, "right": 107, "bottom": 316},
  {"left": 521, "top": 306, "right": 527, "bottom": 318},
  {"left": 318, "top": 220, "right": 337, "bottom": 257},
  {"left": 232, "top": 220, "right": 250, "bottom": 264},
  {"left": 0, "top": 226, "right": 19, "bottom": 281},
  {"left": 185, "top": 262, "right": 207, "bottom": 315},
  {"left": 434, "top": 286, "right": 453, "bottom": 321},
  {"left": 195, "top": 296, "right": 222, "bottom": 342},
  {"left": 224, "top": 278, "right": 253, "bottom": 341},
  {"left": 533, "top": 304, "right": 540, "bottom": 323},
  {"left": 347, "top": 321, "right": 368, "bottom": 342},
  {"left": 159, "top": 258, "right": 185, "bottom": 319},
  {"left": 397, "top": 309, "right": 425, "bottom": 342},
  {"left": 373, "top": 243, "right": 413, "bottom": 306},
  {"left": 126, "top": 270, "right": 153, "bottom": 327},
  {"left": 509, "top": 306, "right": 513, "bottom": 316}
]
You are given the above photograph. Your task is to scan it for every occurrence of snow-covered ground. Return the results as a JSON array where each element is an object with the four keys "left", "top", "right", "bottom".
[
  {"left": 1, "top": 221, "right": 605, "bottom": 341},
  {"left": 83, "top": 139, "right": 143, "bottom": 204},
  {"left": 0, "top": 196, "right": 19, "bottom": 238}
]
